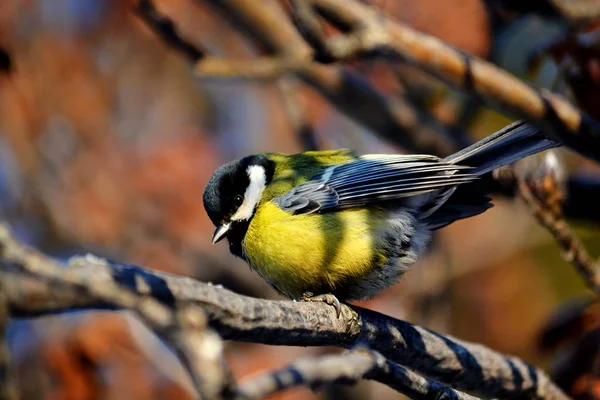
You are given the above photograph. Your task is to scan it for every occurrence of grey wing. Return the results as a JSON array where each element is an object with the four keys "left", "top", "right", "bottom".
[{"left": 273, "top": 154, "right": 479, "bottom": 214}]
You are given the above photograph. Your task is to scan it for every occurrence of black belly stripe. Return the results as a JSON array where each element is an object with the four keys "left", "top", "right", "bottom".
[{"left": 226, "top": 219, "right": 251, "bottom": 261}]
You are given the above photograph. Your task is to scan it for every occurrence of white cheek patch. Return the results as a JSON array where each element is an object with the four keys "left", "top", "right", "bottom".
[{"left": 231, "top": 165, "right": 266, "bottom": 221}]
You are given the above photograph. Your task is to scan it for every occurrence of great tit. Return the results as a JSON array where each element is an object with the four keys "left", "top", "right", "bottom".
[{"left": 203, "top": 121, "right": 560, "bottom": 304}]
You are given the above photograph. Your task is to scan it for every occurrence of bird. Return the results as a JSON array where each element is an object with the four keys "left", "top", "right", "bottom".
[{"left": 203, "top": 121, "right": 560, "bottom": 313}]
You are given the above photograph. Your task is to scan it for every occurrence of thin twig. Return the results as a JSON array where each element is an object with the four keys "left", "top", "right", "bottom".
[
  {"left": 495, "top": 152, "right": 600, "bottom": 294},
  {"left": 0, "top": 239, "right": 568, "bottom": 399},
  {"left": 236, "top": 349, "right": 480, "bottom": 400},
  {"left": 0, "top": 226, "right": 230, "bottom": 400},
  {"left": 518, "top": 171, "right": 600, "bottom": 294}
]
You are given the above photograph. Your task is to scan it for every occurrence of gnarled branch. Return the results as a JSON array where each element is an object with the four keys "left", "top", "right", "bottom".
[
  {"left": 237, "top": 349, "right": 479, "bottom": 400},
  {"left": 0, "top": 226, "right": 230, "bottom": 400},
  {"left": 304, "top": 0, "right": 600, "bottom": 162},
  {"left": 0, "top": 223, "right": 568, "bottom": 400}
]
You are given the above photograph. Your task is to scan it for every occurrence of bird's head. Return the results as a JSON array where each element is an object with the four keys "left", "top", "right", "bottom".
[{"left": 203, "top": 154, "right": 275, "bottom": 245}]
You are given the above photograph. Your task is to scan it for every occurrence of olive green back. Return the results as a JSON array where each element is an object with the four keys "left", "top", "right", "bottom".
[{"left": 261, "top": 149, "right": 356, "bottom": 201}]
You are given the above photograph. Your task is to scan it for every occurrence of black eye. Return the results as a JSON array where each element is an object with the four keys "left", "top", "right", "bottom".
[{"left": 233, "top": 195, "right": 244, "bottom": 206}]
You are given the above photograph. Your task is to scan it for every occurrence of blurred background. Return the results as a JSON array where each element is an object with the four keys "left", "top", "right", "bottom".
[{"left": 1, "top": 0, "right": 600, "bottom": 399}]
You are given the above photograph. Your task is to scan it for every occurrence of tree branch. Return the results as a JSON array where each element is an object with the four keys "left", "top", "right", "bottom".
[
  {"left": 288, "top": 0, "right": 334, "bottom": 63},
  {"left": 550, "top": 0, "right": 600, "bottom": 23},
  {"left": 134, "top": 0, "right": 205, "bottom": 61},
  {"left": 0, "top": 225, "right": 567, "bottom": 399},
  {"left": 517, "top": 162, "right": 600, "bottom": 294},
  {"left": 236, "top": 349, "right": 479, "bottom": 400},
  {"left": 494, "top": 151, "right": 600, "bottom": 299},
  {"left": 305, "top": 0, "right": 600, "bottom": 163},
  {"left": 134, "top": 0, "right": 461, "bottom": 156},
  {"left": 0, "top": 278, "right": 14, "bottom": 400},
  {"left": 206, "top": 0, "right": 461, "bottom": 155},
  {"left": 0, "top": 226, "right": 230, "bottom": 400},
  {"left": 134, "top": 0, "right": 600, "bottom": 221}
]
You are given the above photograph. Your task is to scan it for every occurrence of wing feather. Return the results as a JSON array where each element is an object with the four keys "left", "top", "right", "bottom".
[
  {"left": 331, "top": 165, "right": 472, "bottom": 188},
  {"left": 274, "top": 154, "right": 478, "bottom": 214}
]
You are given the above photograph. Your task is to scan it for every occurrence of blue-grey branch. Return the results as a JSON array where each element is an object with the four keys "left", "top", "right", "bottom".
[
  {"left": 237, "top": 349, "right": 479, "bottom": 400},
  {"left": 0, "top": 233, "right": 568, "bottom": 400}
]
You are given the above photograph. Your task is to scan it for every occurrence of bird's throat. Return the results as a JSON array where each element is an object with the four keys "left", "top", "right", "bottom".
[{"left": 226, "top": 219, "right": 251, "bottom": 261}]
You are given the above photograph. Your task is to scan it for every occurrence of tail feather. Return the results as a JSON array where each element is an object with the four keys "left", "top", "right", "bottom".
[
  {"left": 424, "top": 121, "right": 562, "bottom": 230},
  {"left": 444, "top": 120, "right": 561, "bottom": 175}
]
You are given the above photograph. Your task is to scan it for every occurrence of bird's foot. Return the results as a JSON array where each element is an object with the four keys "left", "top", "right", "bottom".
[{"left": 300, "top": 292, "right": 342, "bottom": 318}]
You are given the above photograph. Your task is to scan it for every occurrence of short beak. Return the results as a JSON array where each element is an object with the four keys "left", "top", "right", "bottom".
[{"left": 212, "top": 223, "right": 231, "bottom": 244}]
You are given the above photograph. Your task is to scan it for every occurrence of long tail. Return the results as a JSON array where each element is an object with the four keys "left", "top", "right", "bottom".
[
  {"left": 443, "top": 121, "right": 562, "bottom": 175},
  {"left": 424, "top": 121, "right": 562, "bottom": 230}
]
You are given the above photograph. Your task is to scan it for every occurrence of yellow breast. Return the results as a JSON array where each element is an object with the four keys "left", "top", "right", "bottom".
[{"left": 243, "top": 201, "right": 389, "bottom": 299}]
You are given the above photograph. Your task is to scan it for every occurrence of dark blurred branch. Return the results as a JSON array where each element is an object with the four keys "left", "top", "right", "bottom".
[
  {"left": 278, "top": 77, "right": 319, "bottom": 151},
  {"left": 565, "top": 174, "right": 600, "bottom": 221},
  {"left": 490, "top": 169, "right": 600, "bottom": 222},
  {"left": 135, "top": 0, "right": 205, "bottom": 61},
  {"left": 205, "top": 0, "right": 461, "bottom": 155},
  {"left": 0, "top": 279, "right": 14, "bottom": 400},
  {"left": 0, "top": 225, "right": 230, "bottom": 400},
  {"left": 236, "top": 349, "right": 479, "bottom": 400},
  {"left": 0, "top": 227, "right": 567, "bottom": 400},
  {"left": 137, "top": 0, "right": 600, "bottom": 164},
  {"left": 538, "top": 296, "right": 597, "bottom": 352},
  {"left": 288, "top": 0, "right": 334, "bottom": 63},
  {"left": 209, "top": 0, "right": 314, "bottom": 58},
  {"left": 135, "top": 0, "right": 461, "bottom": 156},
  {"left": 0, "top": 48, "right": 12, "bottom": 75},
  {"left": 486, "top": 0, "right": 563, "bottom": 20},
  {"left": 299, "top": 0, "right": 600, "bottom": 163},
  {"left": 487, "top": 0, "right": 600, "bottom": 22},
  {"left": 300, "top": 66, "right": 460, "bottom": 155},
  {"left": 550, "top": 0, "right": 600, "bottom": 23},
  {"left": 136, "top": 0, "right": 600, "bottom": 221}
]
